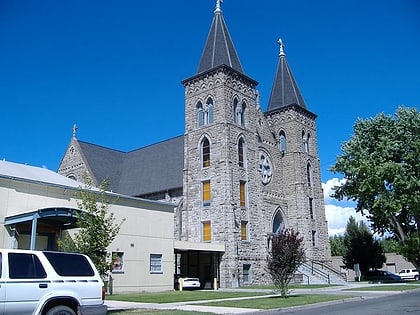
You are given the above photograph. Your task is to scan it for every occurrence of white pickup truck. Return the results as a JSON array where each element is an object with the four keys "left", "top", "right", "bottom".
[
  {"left": 0, "top": 249, "right": 107, "bottom": 315},
  {"left": 398, "top": 268, "right": 419, "bottom": 281}
]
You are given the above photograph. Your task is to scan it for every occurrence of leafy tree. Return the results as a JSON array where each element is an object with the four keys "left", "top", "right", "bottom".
[
  {"left": 329, "top": 235, "right": 345, "bottom": 256},
  {"left": 342, "top": 216, "right": 386, "bottom": 276},
  {"left": 379, "top": 237, "right": 400, "bottom": 253},
  {"left": 59, "top": 178, "right": 122, "bottom": 278},
  {"left": 330, "top": 106, "right": 420, "bottom": 269},
  {"left": 267, "top": 229, "right": 305, "bottom": 297}
]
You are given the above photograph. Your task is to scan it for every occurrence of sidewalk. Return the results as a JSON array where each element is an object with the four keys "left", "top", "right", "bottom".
[{"left": 105, "top": 282, "right": 418, "bottom": 314}]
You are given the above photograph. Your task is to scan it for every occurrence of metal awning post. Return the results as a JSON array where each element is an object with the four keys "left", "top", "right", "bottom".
[{"left": 30, "top": 213, "right": 39, "bottom": 250}]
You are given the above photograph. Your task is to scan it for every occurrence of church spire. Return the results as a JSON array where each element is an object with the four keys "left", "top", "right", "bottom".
[
  {"left": 266, "top": 39, "right": 307, "bottom": 112},
  {"left": 197, "top": 0, "right": 244, "bottom": 74}
]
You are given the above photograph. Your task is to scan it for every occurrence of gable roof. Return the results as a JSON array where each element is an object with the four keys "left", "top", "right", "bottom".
[
  {"left": 197, "top": 2, "right": 243, "bottom": 74},
  {"left": 76, "top": 136, "right": 184, "bottom": 197},
  {"left": 266, "top": 40, "right": 307, "bottom": 113}
]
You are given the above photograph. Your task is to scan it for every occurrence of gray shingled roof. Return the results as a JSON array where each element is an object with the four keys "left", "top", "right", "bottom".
[
  {"left": 197, "top": 5, "right": 243, "bottom": 74},
  {"left": 78, "top": 136, "right": 184, "bottom": 197},
  {"left": 266, "top": 50, "right": 307, "bottom": 112}
]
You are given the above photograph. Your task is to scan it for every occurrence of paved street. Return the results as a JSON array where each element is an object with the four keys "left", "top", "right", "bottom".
[{"left": 106, "top": 283, "right": 420, "bottom": 314}]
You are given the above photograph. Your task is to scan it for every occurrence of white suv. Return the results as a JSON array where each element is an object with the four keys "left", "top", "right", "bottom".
[
  {"left": 0, "top": 249, "right": 107, "bottom": 315},
  {"left": 398, "top": 268, "right": 419, "bottom": 281}
]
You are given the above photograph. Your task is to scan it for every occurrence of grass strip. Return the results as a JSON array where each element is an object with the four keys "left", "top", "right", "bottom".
[
  {"left": 107, "top": 290, "right": 268, "bottom": 303},
  {"left": 344, "top": 284, "right": 420, "bottom": 291},
  {"left": 198, "top": 294, "right": 354, "bottom": 309}
]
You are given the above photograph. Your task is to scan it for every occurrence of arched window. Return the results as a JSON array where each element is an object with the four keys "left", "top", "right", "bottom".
[
  {"left": 305, "top": 133, "right": 310, "bottom": 153},
  {"left": 206, "top": 97, "right": 214, "bottom": 124},
  {"left": 238, "top": 137, "right": 245, "bottom": 168},
  {"left": 307, "top": 162, "right": 313, "bottom": 187},
  {"left": 279, "top": 130, "right": 287, "bottom": 153},
  {"left": 197, "top": 101, "right": 204, "bottom": 127},
  {"left": 272, "top": 210, "right": 285, "bottom": 234},
  {"left": 240, "top": 101, "right": 246, "bottom": 127},
  {"left": 201, "top": 137, "right": 210, "bottom": 168},
  {"left": 302, "top": 130, "right": 306, "bottom": 152},
  {"left": 233, "top": 98, "right": 239, "bottom": 124},
  {"left": 197, "top": 98, "right": 214, "bottom": 127}
]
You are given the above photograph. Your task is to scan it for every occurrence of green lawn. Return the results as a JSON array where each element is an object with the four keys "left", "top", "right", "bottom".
[
  {"left": 107, "top": 294, "right": 355, "bottom": 314},
  {"left": 199, "top": 294, "right": 354, "bottom": 309},
  {"left": 107, "top": 290, "right": 269, "bottom": 303}
]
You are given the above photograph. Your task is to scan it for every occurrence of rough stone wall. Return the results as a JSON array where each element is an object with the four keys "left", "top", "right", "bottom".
[
  {"left": 182, "top": 67, "right": 273, "bottom": 288},
  {"left": 57, "top": 138, "right": 96, "bottom": 184}
]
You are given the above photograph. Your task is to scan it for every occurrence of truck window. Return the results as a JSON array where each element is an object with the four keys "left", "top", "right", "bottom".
[
  {"left": 43, "top": 252, "right": 94, "bottom": 276},
  {"left": 9, "top": 253, "right": 47, "bottom": 279}
]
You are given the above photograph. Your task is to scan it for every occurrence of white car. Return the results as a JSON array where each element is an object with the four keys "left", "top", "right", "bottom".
[
  {"left": 0, "top": 249, "right": 107, "bottom": 315},
  {"left": 175, "top": 276, "right": 201, "bottom": 290},
  {"left": 398, "top": 268, "right": 419, "bottom": 281}
]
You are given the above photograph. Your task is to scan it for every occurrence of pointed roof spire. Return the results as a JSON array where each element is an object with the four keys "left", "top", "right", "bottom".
[
  {"left": 197, "top": 0, "right": 244, "bottom": 74},
  {"left": 266, "top": 39, "right": 307, "bottom": 112}
]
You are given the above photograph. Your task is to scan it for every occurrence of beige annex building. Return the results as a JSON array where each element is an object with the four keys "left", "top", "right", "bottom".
[{"left": 0, "top": 160, "right": 177, "bottom": 292}]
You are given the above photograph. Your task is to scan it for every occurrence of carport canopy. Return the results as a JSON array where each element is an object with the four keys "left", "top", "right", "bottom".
[{"left": 4, "top": 207, "right": 84, "bottom": 250}]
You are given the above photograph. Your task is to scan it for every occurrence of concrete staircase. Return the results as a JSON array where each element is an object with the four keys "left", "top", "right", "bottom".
[{"left": 296, "top": 260, "right": 347, "bottom": 284}]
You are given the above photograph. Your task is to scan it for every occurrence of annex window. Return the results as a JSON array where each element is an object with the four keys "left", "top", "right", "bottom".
[
  {"left": 238, "top": 137, "right": 245, "bottom": 168},
  {"left": 243, "top": 264, "right": 251, "bottom": 283},
  {"left": 279, "top": 130, "right": 287, "bottom": 153},
  {"left": 112, "top": 251, "right": 124, "bottom": 272},
  {"left": 202, "top": 181, "right": 211, "bottom": 206},
  {"left": 201, "top": 137, "right": 210, "bottom": 168},
  {"left": 241, "top": 221, "right": 248, "bottom": 241},
  {"left": 203, "top": 221, "right": 211, "bottom": 241},
  {"left": 307, "top": 162, "right": 313, "bottom": 187},
  {"left": 150, "top": 254, "right": 163, "bottom": 273},
  {"left": 239, "top": 181, "right": 246, "bottom": 208}
]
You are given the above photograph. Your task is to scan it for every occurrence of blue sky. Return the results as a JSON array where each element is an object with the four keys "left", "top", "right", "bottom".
[{"left": 1, "top": 0, "right": 419, "bottom": 234}]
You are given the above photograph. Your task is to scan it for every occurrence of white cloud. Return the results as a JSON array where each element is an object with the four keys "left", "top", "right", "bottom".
[{"left": 323, "top": 178, "right": 370, "bottom": 236}]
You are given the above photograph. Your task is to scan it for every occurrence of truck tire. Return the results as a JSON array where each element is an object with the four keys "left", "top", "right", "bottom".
[{"left": 46, "top": 305, "right": 76, "bottom": 315}]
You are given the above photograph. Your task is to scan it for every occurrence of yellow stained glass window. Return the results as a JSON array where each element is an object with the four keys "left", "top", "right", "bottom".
[
  {"left": 203, "top": 181, "right": 211, "bottom": 205},
  {"left": 203, "top": 222, "right": 211, "bottom": 241},
  {"left": 241, "top": 222, "right": 247, "bottom": 240},
  {"left": 240, "top": 181, "right": 246, "bottom": 208},
  {"left": 202, "top": 138, "right": 210, "bottom": 167}
]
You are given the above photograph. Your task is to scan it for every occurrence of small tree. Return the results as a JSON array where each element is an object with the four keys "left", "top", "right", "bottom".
[
  {"left": 59, "top": 178, "right": 122, "bottom": 278},
  {"left": 329, "top": 235, "right": 345, "bottom": 256},
  {"left": 342, "top": 216, "right": 386, "bottom": 276},
  {"left": 267, "top": 229, "right": 306, "bottom": 297}
]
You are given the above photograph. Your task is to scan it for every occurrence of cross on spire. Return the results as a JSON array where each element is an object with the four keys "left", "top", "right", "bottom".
[
  {"left": 278, "top": 38, "right": 285, "bottom": 57},
  {"left": 72, "top": 124, "right": 78, "bottom": 138},
  {"left": 215, "top": 0, "right": 223, "bottom": 13}
]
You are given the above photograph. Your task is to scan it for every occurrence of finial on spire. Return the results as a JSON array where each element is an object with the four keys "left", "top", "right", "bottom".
[
  {"left": 215, "top": 0, "right": 223, "bottom": 13},
  {"left": 72, "top": 124, "right": 78, "bottom": 138},
  {"left": 278, "top": 38, "right": 285, "bottom": 57}
]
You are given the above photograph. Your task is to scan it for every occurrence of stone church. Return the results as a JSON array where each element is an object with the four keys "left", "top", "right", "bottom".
[{"left": 58, "top": 1, "right": 331, "bottom": 288}]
